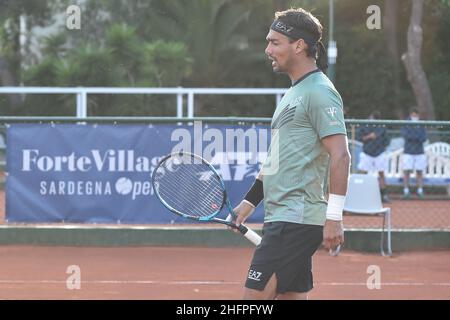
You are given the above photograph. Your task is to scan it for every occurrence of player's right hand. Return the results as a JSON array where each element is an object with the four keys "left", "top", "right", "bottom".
[{"left": 323, "top": 219, "right": 344, "bottom": 251}]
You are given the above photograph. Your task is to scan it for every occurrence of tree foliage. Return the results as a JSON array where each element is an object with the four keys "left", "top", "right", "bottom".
[{"left": 0, "top": 0, "right": 449, "bottom": 119}]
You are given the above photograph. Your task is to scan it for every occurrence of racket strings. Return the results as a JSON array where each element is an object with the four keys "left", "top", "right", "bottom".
[
  {"left": 158, "top": 162, "right": 222, "bottom": 217},
  {"left": 154, "top": 155, "right": 224, "bottom": 218},
  {"left": 173, "top": 164, "right": 223, "bottom": 212},
  {"left": 158, "top": 167, "right": 221, "bottom": 216},
  {"left": 160, "top": 161, "right": 222, "bottom": 209}
]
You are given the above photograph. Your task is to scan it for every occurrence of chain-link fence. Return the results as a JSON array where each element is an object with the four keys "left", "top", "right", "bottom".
[
  {"left": 0, "top": 117, "right": 448, "bottom": 230},
  {"left": 346, "top": 119, "right": 450, "bottom": 230},
  {"left": 0, "top": 124, "right": 5, "bottom": 185}
]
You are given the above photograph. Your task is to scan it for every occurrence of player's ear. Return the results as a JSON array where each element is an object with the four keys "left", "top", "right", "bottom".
[{"left": 295, "top": 39, "right": 307, "bottom": 55}]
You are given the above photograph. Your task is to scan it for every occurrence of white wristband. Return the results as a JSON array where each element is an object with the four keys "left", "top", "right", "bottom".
[{"left": 326, "top": 194, "right": 346, "bottom": 221}]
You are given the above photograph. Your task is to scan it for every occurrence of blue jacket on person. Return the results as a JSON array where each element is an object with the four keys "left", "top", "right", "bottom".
[
  {"left": 401, "top": 121, "right": 427, "bottom": 155},
  {"left": 356, "top": 126, "right": 390, "bottom": 157}
]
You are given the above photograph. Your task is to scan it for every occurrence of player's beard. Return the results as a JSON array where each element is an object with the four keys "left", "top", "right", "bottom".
[
  {"left": 271, "top": 60, "right": 279, "bottom": 72},
  {"left": 270, "top": 54, "right": 292, "bottom": 73}
]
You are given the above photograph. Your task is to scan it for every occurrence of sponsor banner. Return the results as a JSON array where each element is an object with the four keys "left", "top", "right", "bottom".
[{"left": 6, "top": 123, "right": 270, "bottom": 223}]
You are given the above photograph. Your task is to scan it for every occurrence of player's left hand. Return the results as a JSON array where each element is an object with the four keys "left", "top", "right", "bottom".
[
  {"left": 227, "top": 201, "right": 255, "bottom": 233},
  {"left": 323, "top": 219, "right": 344, "bottom": 250}
]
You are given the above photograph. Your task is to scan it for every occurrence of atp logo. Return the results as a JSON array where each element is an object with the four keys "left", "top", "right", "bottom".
[
  {"left": 248, "top": 269, "right": 262, "bottom": 281},
  {"left": 326, "top": 107, "right": 338, "bottom": 118}
]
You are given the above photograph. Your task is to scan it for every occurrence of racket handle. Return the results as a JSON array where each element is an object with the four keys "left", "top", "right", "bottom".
[
  {"left": 329, "top": 244, "right": 341, "bottom": 256},
  {"left": 238, "top": 224, "right": 262, "bottom": 246}
]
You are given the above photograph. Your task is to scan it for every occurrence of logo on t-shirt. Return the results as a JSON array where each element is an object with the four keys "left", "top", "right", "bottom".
[
  {"left": 292, "top": 96, "right": 303, "bottom": 106},
  {"left": 326, "top": 106, "right": 338, "bottom": 117}
]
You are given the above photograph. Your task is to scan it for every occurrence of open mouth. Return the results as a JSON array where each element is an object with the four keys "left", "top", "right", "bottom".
[{"left": 268, "top": 56, "right": 278, "bottom": 68}]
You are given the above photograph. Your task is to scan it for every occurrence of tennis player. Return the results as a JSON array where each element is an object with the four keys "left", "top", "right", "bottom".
[{"left": 232, "top": 8, "right": 350, "bottom": 300}]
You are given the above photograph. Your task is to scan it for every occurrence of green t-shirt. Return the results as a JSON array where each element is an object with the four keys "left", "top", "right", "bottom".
[{"left": 262, "top": 70, "right": 346, "bottom": 226}]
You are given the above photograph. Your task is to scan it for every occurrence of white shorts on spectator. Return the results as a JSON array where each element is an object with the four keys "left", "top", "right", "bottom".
[
  {"left": 402, "top": 154, "right": 427, "bottom": 171},
  {"left": 357, "top": 152, "right": 388, "bottom": 173}
]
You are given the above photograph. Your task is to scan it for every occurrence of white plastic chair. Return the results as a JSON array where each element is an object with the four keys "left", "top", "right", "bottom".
[{"left": 335, "top": 174, "right": 392, "bottom": 256}]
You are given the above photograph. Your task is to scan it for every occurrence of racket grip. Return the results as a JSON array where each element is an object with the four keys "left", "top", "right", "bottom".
[
  {"left": 329, "top": 244, "right": 341, "bottom": 256},
  {"left": 238, "top": 224, "right": 262, "bottom": 246}
]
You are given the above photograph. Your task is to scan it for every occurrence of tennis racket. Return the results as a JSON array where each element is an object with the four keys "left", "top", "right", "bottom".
[{"left": 151, "top": 151, "right": 262, "bottom": 246}]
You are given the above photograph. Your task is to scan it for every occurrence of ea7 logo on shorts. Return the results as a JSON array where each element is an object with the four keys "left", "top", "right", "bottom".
[
  {"left": 326, "top": 107, "right": 338, "bottom": 117},
  {"left": 248, "top": 269, "right": 262, "bottom": 281}
]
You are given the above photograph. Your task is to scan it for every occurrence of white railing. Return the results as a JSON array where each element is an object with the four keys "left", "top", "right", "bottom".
[{"left": 0, "top": 87, "right": 288, "bottom": 118}]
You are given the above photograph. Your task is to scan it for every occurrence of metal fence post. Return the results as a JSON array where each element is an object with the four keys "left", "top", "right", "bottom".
[
  {"left": 76, "top": 91, "right": 82, "bottom": 118},
  {"left": 276, "top": 93, "right": 282, "bottom": 107},
  {"left": 76, "top": 89, "right": 88, "bottom": 118},
  {"left": 351, "top": 124, "right": 356, "bottom": 173},
  {"left": 177, "top": 87, "right": 183, "bottom": 118},
  {"left": 188, "top": 91, "right": 194, "bottom": 118},
  {"left": 81, "top": 91, "right": 87, "bottom": 118}
]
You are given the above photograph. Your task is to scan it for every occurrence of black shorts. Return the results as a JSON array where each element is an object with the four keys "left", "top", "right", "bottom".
[{"left": 245, "top": 222, "right": 323, "bottom": 294}]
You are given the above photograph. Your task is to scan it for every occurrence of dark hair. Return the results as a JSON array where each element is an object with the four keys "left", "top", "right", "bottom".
[
  {"left": 274, "top": 8, "right": 327, "bottom": 72},
  {"left": 410, "top": 108, "right": 419, "bottom": 114}
]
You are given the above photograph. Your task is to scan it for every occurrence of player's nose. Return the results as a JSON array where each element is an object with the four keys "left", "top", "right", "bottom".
[{"left": 265, "top": 44, "right": 272, "bottom": 57}]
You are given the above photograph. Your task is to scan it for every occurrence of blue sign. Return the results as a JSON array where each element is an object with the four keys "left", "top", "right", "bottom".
[{"left": 6, "top": 123, "right": 270, "bottom": 224}]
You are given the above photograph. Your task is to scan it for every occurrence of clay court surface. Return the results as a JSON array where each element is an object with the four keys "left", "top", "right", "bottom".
[
  {"left": 0, "top": 191, "right": 449, "bottom": 300},
  {"left": 0, "top": 246, "right": 449, "bottom": 300}
]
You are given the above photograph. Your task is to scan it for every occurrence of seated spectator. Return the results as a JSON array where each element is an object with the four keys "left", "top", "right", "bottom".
[
  {"left": 357, "top": 110, "right": 390, "bottom": 203},
  {"left": 401, "top": 108, "right": 428, "bottom": 199}
]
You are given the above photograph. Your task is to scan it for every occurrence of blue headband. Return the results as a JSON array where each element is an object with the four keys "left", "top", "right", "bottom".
[{"left": 270, "top": 19, "right": 318, "bottom": 45}]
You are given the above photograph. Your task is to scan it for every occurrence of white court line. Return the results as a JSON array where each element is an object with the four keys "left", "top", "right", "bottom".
[
  {"left": 0, "top": 280, "right": 449, "bottom": 286},
  {"left": 318, "top": 282, "right": 450, "bottom": 286},
  {"left": 0, "top": 280, "right": 240, "bottom": 285}
]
